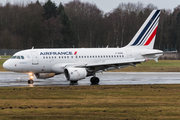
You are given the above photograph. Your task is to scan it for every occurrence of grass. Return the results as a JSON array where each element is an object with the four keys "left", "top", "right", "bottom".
[
  {"left": 0, "top": 55, "right": 11, "bottom": 59},
  {"left": 1, "top": 85, "right": 180, "bottom": 119},
  {"left": 112, "top": 60, "right": 180, "bottom": 72},
  {"left": 0, "top": 59, "right": 8, "bottom": 71}
]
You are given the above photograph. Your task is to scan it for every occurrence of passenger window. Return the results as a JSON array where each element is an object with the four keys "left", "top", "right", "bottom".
[
  {"left": 71, "top": 56, "right": 73, "bottom": 58},
  {"left": 64, "top": 56, "right": 66, "bottom": 58},
  {"left": 84, "top": 56, "right": 86, "bottom": 58}
]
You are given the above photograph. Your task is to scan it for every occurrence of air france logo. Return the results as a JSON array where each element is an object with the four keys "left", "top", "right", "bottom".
[
  {"left": 40, "top": 51, "right": 73, "bottom": 55},
  {"left": 74, "top": 51, "right": 77, "bottom": 55}
]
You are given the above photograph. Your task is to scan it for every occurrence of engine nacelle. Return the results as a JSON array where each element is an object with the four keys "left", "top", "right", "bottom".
[
  {"left": 35, "top": 73, "right": 55, "bottom": 79},
  {"left": 64, "top": 68, "right": 87, "bottom": 81}
]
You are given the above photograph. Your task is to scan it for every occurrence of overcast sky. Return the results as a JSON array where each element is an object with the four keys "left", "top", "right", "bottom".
[{"left": 0, "top": 0, "right": 179, "bottom": 13}]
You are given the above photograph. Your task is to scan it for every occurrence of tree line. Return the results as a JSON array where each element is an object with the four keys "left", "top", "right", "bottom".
[{"left": 0, "top": 0, "right": 180, "bottom": 51}]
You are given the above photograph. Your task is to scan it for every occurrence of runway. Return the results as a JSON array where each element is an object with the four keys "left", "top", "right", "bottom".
[{"left": 1, "top": 72, "right": 180, "bottom": 87}]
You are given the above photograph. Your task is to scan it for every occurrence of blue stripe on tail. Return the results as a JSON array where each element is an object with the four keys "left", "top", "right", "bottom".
[
  {"left": 137, "top": 15, "right": 160, "bottom": 46},
  {"left": 131, "top": 10, "right": 160, "bottom": 46}
]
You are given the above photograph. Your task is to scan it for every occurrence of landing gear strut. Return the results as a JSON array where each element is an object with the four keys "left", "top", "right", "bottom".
[
  {"left": 90, "top": 77, "right": 99, "bottom": 85},
  {"left": 28, "top": 73, "right": 34, "bottom": 84}
]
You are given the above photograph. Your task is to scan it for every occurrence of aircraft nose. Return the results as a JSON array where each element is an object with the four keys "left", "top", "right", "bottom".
[{"left": 3, "top": 60, "right": 10, "bottom": 71}]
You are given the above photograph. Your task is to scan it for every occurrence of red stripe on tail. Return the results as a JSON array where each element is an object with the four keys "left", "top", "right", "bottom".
[{"left": 144, "top": 26, "right": 158, "bottom": 46}]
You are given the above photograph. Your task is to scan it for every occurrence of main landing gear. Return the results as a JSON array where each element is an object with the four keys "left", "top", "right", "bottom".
[
  {"left": 28, "top": 73, "right": 34, "bottom": 84},
  {"left": 90, "top": 77, "right": 99, "bottom": 85},
  {"left": 70, "top": 81, "right": 78, "bottom": 85}
]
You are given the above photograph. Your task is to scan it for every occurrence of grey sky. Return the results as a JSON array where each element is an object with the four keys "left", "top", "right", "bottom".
[{"left": 0, "top": 0, "right": 179, "bottom": 13}]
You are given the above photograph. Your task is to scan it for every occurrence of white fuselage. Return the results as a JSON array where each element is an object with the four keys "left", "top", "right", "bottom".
[{"left": 3, "top": 47, "right": 162, "bottom": 73}]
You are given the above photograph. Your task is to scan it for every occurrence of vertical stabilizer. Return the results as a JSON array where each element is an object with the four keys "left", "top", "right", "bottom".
[{"left": 126, "top": 10, "right": 161, "bottom": 49}]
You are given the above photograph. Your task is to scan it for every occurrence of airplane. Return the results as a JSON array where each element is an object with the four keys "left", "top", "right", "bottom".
[{"left": 3, "top": 10, "right": 163, "bottom": 85}]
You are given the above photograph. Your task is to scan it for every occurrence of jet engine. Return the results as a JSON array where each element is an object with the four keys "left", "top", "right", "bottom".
[
  {"left": 35, "top": 73, "right": 55, "bottom": 79},
  {"left": 64, "top": 68, "right": 87, "bottom": 81}
]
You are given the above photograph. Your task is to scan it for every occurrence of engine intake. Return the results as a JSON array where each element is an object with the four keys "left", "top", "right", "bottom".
[{"left": 64, "top": 68, "right": 87, "bottom": 81}]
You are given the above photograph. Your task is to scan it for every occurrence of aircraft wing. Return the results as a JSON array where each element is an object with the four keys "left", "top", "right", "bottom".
[{"left": 85, "top": 58, "right": 145, "bottom": 67}]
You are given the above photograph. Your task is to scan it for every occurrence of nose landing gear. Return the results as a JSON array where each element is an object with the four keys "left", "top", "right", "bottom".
[{"left": 28, "top": 73, "right": 34, "bottom": 84}]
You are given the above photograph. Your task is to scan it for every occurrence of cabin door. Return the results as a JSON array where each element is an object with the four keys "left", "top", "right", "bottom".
[
  {"left": 126, "top": 50, "right": 132, "bottom": 58},
  {"left": 31, "top": 52, "right": 39, "bottom": 65}
]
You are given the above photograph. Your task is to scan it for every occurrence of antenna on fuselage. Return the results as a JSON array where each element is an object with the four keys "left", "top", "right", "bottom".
[
  {"left": 106, "top": 45, "right": 109, "bottom": 48},
  {"left": 32, "top": 46, "right": 34, "bottom": 49}
]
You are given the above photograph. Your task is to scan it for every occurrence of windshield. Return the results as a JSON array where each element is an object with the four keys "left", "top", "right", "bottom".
[{"left": 11, "top": 56, "right": 25, "bottom": 59}]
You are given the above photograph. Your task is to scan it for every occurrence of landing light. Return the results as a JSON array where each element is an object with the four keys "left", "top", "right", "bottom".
[{"left": 29, "top": 73, "right": 34, "bottom": 80}]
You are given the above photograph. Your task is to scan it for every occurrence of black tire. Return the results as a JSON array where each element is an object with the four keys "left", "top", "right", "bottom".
[
  {"left": 70, "top": 81, "right": 78, "bottom": 85},
  {"left": 90, "top": 77, "right": 99, "bottom": 85},
  {"left": 28, "top": 80, "right": 34, "bottom": 84}
]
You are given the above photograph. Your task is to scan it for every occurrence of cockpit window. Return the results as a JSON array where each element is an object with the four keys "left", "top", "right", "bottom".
[
  {"left": 17, "top": 56, "right": 20, "bottom": 59},
  {"left": 11, "top": 56, "right": 16, "bottom": 59},
  {"left": 11, "top": 55, "right": 25, "bottom": 59},
  {"left": 21, "top": 56, "right": 24, "bottom": 59}
]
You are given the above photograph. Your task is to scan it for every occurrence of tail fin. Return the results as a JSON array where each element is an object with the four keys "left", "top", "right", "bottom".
[{"left": 126, "top": 10, "right": 161, "bottom": 49}]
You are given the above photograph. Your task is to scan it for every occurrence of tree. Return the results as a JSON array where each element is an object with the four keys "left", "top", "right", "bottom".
[
  {"left": 65, "top": 0, "right": 103, "bottom": 47},
  {"left": 43, "top": 0, "right": 57, "bottom": 19},
  {"left": 57, "top": 3, "right": 78, "bottom": 47},
  {"left": 43, "top": 16, "right": 63, "bottom": 47}
]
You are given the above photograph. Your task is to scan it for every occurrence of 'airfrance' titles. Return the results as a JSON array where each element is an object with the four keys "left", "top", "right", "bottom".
[{"left": 40, "top": 51, "right": 73, "bottom": 55}]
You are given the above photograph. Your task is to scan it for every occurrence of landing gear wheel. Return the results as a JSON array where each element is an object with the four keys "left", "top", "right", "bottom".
[
  {"left": 28, "top": 73, "right": 34, "bottom": 84},
  {"left": 28, "top": 80, "right": 34, "bottom": 84},
  {"left": 90, "top": 77, "right": 99, "bottom": 85},
  {"left": 70, "top": 81, "right": 78, "bottom": 85}
]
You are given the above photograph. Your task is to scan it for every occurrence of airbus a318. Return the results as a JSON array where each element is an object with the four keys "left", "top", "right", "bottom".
[{"left": 3, "top": 10, "right": 163, "bottom": 85}]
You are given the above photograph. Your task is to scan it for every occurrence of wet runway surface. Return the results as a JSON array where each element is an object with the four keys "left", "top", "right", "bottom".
[{"left": 1, "top": 72, "right": 180, "bottom": 87}]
